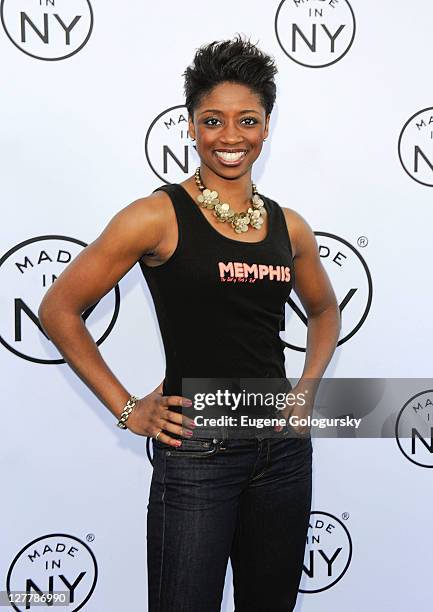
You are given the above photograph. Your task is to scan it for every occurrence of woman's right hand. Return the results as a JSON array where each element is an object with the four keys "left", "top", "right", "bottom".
[{"left": 126, "top": 391, "right": 196, "bottom": 446}]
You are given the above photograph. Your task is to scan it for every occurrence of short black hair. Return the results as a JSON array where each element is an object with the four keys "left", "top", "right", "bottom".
[{"left": 183, "top": 34, "right": 278, "bottom": 117}]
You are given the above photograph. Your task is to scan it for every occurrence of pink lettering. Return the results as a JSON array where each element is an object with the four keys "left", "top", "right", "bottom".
[
  {"left": 243, "top": 263, "right": 259, "bottom": 278},
  {"left": 258, "top": 265, "right": 269, "bottom": 279},
  {"left": 268, "top": 265, "right": 281, "bottom": 281},
  {"left": 218, "top": 261, "right": 291, "bottom": 282},
  {"left": 234, "top": 262, "right": 244, "bottom": 277},
  {"left": 218, "top": 262, "right": 234, "bottom": 277}
]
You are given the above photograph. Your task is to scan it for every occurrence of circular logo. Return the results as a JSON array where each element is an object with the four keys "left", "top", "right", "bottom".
[
  {"left": 0, "top": 235, "right": 120, "bottom": 364},
  {"left": 300, "top": 511, "right": 352, "bottom": 593},
  {"left": 6, "top": 534, "right": 97, "bottom": 611},
  {"left": 395, "top": 389, "right": 433, "bottom": 468},
  {"left": 398, "top": 107, "right": 433, "bottom": 187},
  {"left": 145, "top": 105, "right": 200, "bottom": 184},
  {"left": 281, "top": 232, "right": 372, "bottom": 352},
  {"left": 1, "top": 0, "right": 93, "bottom": 61},
  {"left": 275, "top": 0, "right": 355, "bottom": 68}
]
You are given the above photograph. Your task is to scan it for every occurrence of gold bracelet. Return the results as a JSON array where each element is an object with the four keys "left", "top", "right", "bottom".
[{"left": 116, "top": 395, "right": 139, "bottom": 429}]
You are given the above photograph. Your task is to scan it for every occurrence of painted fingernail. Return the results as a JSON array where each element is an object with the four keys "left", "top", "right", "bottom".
[
  {"left": 182, "top": 399, "right": 193, "bottom": 407},
  {"left": 175, "top": 440, "right": 182, "bottom": 446},
  {"left": 185, "top": 430, "right": 193, "bottom": 437}
]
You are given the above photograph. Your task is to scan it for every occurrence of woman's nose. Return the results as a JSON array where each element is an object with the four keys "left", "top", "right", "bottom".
[{"left": 220, "top": 123, "right": 243, "bottom": 144}]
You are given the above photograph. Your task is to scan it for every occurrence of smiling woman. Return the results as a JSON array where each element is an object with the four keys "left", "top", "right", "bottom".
[
  {"left": 37, "top": 34, "right": 340, "bottom": 612},
  {"left": 189, "top": 82, "right": 267, "bottom": 179},
  {"left": 184, "top": 38, "right": 273, "bottom": 182},
  {"left": 140, "top": 36, "right": 340, "bottom": 612}
]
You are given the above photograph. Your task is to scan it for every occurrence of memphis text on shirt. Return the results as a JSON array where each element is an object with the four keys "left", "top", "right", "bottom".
[{"left": 218, "top": 261, "right": 291, "bottom": 283}]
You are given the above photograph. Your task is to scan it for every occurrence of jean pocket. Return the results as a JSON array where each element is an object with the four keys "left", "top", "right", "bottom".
[{"left": 153, "top": 437, "right": 221, "bottom": 458}]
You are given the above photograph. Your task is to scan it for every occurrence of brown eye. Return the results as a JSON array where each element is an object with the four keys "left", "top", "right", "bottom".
[
  {"left": 204, "top": 117, "right": 221, "bottom": 126},
  {"left": 241, "top": 117, "right": 259, "bottom": 126}
]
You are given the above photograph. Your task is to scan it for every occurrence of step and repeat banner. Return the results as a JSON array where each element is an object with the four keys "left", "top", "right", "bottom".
[{"left": 1, "top": 1, "right": 432, "bottom": 610}]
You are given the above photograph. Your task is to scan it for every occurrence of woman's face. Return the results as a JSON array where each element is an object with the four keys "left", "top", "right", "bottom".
[{"left": 188, "top": 81, "right": 270, "bottom": 180}]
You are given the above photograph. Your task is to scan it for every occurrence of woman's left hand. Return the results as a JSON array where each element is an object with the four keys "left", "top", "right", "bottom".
[{"left": 273, "top": 381, "right": 316, "bottom": 437}]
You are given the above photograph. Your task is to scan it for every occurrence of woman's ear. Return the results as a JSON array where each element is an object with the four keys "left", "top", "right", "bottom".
[{"left": 264, "top": 114, "right": 270, "bottom": 140}]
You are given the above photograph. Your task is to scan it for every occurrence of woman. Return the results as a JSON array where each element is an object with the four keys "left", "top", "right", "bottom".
[{"left": 39, "top": 36, "right": 340, "bottom": 612}]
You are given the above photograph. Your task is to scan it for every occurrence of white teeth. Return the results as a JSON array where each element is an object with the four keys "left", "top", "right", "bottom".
[{"left": 215, "top": 151, "right": 246, "bottom": 162}]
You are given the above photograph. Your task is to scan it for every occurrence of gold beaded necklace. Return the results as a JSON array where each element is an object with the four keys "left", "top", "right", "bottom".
[{"left": 194, "top": 167, "right": 266, "bottom": 234}]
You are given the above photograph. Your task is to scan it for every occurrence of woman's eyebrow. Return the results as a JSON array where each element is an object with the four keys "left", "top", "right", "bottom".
[{"left": 198, "top": 109, "right": 261, "bottom": 116}]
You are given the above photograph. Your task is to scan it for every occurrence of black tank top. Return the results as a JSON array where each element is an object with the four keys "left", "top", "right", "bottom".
[{"left": 138, "top": 183, "right": 294, "bottom": 413}]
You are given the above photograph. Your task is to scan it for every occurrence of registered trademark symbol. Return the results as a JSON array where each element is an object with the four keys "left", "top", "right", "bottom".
[
  {"left": 342, "top": 512, "right": 350, "bottom": 520},
  {"left": 86, "top": 533, "right": 95, "bottom": 542},
  {"left": 357, "top": 236, "right": 368, "bottom": 247}
]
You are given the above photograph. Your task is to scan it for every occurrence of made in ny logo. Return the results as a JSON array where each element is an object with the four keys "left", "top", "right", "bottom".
[
  {"left": 398, "top": 107, "right": 433, "bottom": 187},
  {"left": 395, "top": 389, "right": 433, "bottom": 468},
  {"left": 299, "top": 510, "right": 352, "bottom": 593},
  {"left": 280, "top": 232, "right": 372, "bottom": 352},
  {"left": 1, "top": 0, "right": 93, "bottom": 61},
  {"left": 0, "top": 235, "right": 120, "bottom": 364},
  {"left": 275, "top": 0, "right": 356, "bottom": 68},
  {"left": 145, "top": 104, "right": 199, "bottom": 184},
  {"left": 6, "top": 534, "right": 98, "bottom": 611}
]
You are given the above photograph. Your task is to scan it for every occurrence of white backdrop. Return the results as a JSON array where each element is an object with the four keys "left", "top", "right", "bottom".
[{"left": 1, "top": 1, "right": 432, "bottom": 610}]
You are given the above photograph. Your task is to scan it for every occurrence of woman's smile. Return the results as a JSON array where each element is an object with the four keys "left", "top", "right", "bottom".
[{"left": 214, "top": 149, "right": 248, "bottom": 166}]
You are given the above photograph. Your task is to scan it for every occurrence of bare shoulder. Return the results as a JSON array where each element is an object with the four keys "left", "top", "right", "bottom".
[
  {"left": 38, "top": 189, "right": 176, "bottom": 319},
  {"left": 280, "top": 206, "right": 316, "bottom": 258},
  {"left": 117, "top": 189, "right": 173, "bottom": 233},
  {"left": 106, "top": 188, "right": 174, "bottom": 257}
]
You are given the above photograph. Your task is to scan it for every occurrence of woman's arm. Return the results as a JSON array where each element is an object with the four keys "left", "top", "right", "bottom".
[
  {"left": 283, "top": 207, "right": 341, "bottom": 384},
  {"left": 38, "top": 193, "right": 193, "bottom": 444},
  {"left": 277, "top": 208, "right": 341, "bottom": 433}
]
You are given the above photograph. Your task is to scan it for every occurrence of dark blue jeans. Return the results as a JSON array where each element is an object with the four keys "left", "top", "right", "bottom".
[{"left": 147, "top": 433, "right": 313, "bottom": 612}]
